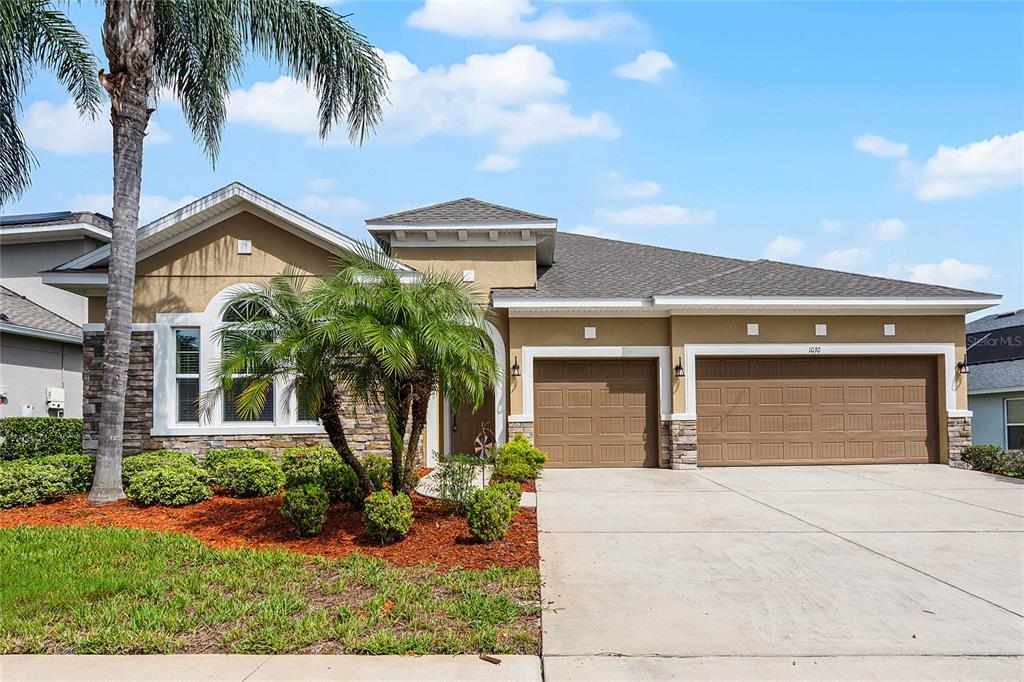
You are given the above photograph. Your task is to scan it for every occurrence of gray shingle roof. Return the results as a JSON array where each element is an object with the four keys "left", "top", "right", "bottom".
[
  {"left": 0, "top": 211, "right": 110, "bottom": 230},
  {"left": 968, "top": 309, "right": 1024, "bottom": 333},
  {"left": 968, "top": 358, "right": 1024, "bottom": 392},
  {"left": 493, "top": 232, "right": 995, "bottom": 300},
  {"left": 0, "top": 286, "right": 81, "bottom": 340},
  {"left": 367, "top": 198, "right": 555, "bottom": 225}
]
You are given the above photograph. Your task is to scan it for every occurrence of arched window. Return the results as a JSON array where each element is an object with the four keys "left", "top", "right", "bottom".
[{"left": 221, "top": 301, "right": 274, "bottom": 422}]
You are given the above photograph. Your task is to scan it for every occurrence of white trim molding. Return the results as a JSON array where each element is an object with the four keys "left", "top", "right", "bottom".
[
  {"left": 0, "top": 322, "right": 82, "bottom": 345},
  {"left": 682, "top": 343, "right": 962, "bottom": 416},
  {"left": 510, "top": 345, "right": 673, "bottom": 422}
]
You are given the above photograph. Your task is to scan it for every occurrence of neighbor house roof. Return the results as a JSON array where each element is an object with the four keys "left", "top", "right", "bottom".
[
  {"left": 366, "top": 198, "right": 556, "bottom": 225},
  {"left": 0, "top": 211, "right": 111, "bottom": 244},
  {"left": 0, "top": 286, "right": 82, "bottom": 344},
  {"left": 492, "top": 232, "right": 996, "bottom": 306},
  {"left": 967, "top": 358, "right": 1024, "bottom": 393},
  {"left": 968, "top": 309, "right": 1024, "bottom": 333}
]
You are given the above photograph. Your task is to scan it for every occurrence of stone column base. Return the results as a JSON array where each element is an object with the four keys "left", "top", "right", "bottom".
[
  {"left": 667, "top": 418, "right": 698, "bottom": 470},
  {"left": 508, "top": 420, "right": 534, "bottom": 442},
  {"left": 947, "top": 414, "right": 972, "bottom": 469}
]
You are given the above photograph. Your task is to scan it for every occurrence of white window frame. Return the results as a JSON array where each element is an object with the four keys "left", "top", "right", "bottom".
[
  {"left": 150, "top": 284, "right": 326, "bottom": 436},
  {"left": 1006, "top": 398, "right": 1024, "bottom": 450}
]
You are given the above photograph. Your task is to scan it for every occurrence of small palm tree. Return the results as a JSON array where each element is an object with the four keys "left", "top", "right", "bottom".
[
  {"left": 202, "top": 273, "right": 379, "bottom": 498},
  {"left": 90, "top": 0, "right": 388, "bottom": 503},
  {"left": 1, "top": 0, "right": 101, "bottom": 204},
  {"left": 311, "top": 246, "right": 500, "bottom": 494}
]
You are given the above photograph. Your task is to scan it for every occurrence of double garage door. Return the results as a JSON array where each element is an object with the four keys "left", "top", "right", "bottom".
[{"left": 534, "top": 356, "right": 938, "bottom": 468}]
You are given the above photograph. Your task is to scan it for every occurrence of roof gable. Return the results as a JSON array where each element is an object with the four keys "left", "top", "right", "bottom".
[
  {"left": 0, "top": 286, "right": 81, "bottom": 343},
  {"left": 366, "top": 197, "right": 555, "bottom": 225}
]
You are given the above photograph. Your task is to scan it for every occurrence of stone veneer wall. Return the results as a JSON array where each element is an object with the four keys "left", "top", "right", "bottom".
[
  {"left": 946, "top": 415, "right": 972, "bottom": 469},
  {"left": 667, "top": 418, "right": 698, "bottom": 469},
  {"left": 82, "top": 331, "right": 392, "bottom": 458},
  {"left": 507, "top": 420, "right": 534, "bottom": 442}
]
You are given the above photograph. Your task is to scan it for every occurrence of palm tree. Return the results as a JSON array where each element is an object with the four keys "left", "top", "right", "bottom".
[
  {"left": 89, "top": 0, "right": 388, "bottom": 503},
  {"left": 1, "top": 0, "right": 101, "bottom": 204},
  {"left": 202, "top": 273, "right": 379, "bottom": 498},
  {"left": 311, "top": 246, "right": 500, "bottom": 494}
]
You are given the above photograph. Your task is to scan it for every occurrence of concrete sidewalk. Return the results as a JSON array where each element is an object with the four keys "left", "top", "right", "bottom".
[{"left": 0, "top": 655, "right": 542, "bottom": 682}]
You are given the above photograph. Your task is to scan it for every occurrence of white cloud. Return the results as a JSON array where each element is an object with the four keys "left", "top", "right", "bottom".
[
  {"left": 872, "top": 217, "right": 906, "bottom": 241},
  {"left": 614, "top": 50, "right": 676, "bottom": 83},
  {"left": 475, "top": 153, "right": 520, "bottom": 172},
  {"left": 605, "top": 171, "right": 661, "bottom": 198},
  {"left": 297, "top": 195, "right": 370, "bottom": 215},
  {"left": 819, "top": 248, "right": 871, "bottom": 270},
  {"left": 819, "top": 218, "right": 842, "bottom": 233},
  {"left": 595, "top": 204, "right": 715, "bottom": 226},
  {"left": 854, "top": 134, "right": 908, "bottom": 159},
  {"left": 904, "top": 131, "right": 1024, "bottom": 200},
  {"left": 568, "top": 225, "right": 625, "bottom": 240},
  {"left": 71, "top": 193, "right": 197, "bottom": 224},
  {"left": 23, "top": 99, "right": 170, "bottom": 155},
  {"left": 227, "top": 45, "right": 619, "bottom": 152},
  {"left": 763, "top": 235, "right": 805, "bottom": 260},
  {"left": 899, "top": 259, "right": 992, "bottom": 288},
  {"left": 406, "top": 0, "right": 638, "bottom": 41},
  {"left": 304, "top": 177, "right": 337, "bottom": 193}
]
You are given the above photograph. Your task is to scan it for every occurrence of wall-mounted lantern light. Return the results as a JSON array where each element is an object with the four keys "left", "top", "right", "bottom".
[
  {"left": 956, "top": 361, "right": 971, "bottom": 376},
  {"left": 674, "top": 357, "right": 685, "bottom": 378},
  {"left": 511, "top": 356, "right": 521, "bottom": 377},
  {"left": 451, "top": 414, "right": 458, "bottom": 432}
]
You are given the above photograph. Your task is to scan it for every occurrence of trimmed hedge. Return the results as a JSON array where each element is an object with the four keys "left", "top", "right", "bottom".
[
  {"left": 466, "top": 487, "right": 513, "bottom": 543},
  {"left": 492, "top": 435, "right": 547, "bottom": 483},
  {"left": 283, "top": 446, "right": 351, "bottom": 503},
  {"left": 212, "top": 458, "right": 285, "bottom": 498},
  {"left": 126, "top": 466, "right": 212, "bottom": 506},
  {"left": 203, "top": 448, "right": 270, "bottom": 476},
  {"left": 1003, "top": 450, "right": 1024, "bottom": 478},
  {"left": 0, "top": 459, "right": 74, "bottom": 508},
  {"left": 35, "top": 454, "right": 95, "bottom": 492},
  {"left": 281, "top": 482, "right": 329, "bottom": 537},
  {"left": 961, "top": 444, "right": 1006, "bottom": 472},
  {"left": 363, "top": 491, "right": 413, "bottom": 544},
  {"left": 0, "top": 417, "right": 83, "bottom": 459},
  {"left": 122, "top": 451, "right": 198, "bottom": 488}
]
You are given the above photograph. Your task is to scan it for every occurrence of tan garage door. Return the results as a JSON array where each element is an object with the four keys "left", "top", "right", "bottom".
[
  {"left": 534, "top": 359, "right": 658, "bottom": 468},
  {"left": 696, "top": 356, "right": 938, "bottom": 466}
]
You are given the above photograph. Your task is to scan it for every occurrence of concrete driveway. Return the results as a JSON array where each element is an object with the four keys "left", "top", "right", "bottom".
[{"left": 537, "top": 465, "right": 1024, "bottom": 681}]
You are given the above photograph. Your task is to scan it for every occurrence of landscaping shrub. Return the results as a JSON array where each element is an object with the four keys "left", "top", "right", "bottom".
[
  {"left": 282, "top": 446, "right": 350, "bottom": 502},
  {"left": 0, "top": 417, "right": 83, "bottom": 459},
  {"left": 0, "top": 459, "right": 74, "bottom": 508},
  {"left": 466, "top": 487, "right": 513, "bottom": 543},
  {"left": 212, "top": 458, "right": 285, "bottom": 497},
  {"left": 490, "top": 481, "right": 522, "bottom": 516},
  {"left": 281, "top": 482, "right": 329, "bottom": 537},
  {"left": 363, "top": 453, "right": 391, "bottom": 490},
  {"left": 363, "top": 490, "right": 413, "bottom": 544},
  {"left": 35, "top": 454, "right": 95, "bottom": 492},
  {"left": 433, "top": 457, "right": 481, "bottom": 511},
  {"left": 121, "top": 451, "right": 198, "bottom": 488},
  {"left": 203, "top": 448, "right": 270, "bottom": 477},
  {"left": 960, "top": 444, "right": 1006, "bottom": 472},
  {"left": 1001, "top": 450, "right": 1024, "bottom": 478},
  {"left": 125, "top": 466, "right": 212, "bottom": 507},
  {"left": 492, "top": 435, "right": 547, "bottom": 483}
]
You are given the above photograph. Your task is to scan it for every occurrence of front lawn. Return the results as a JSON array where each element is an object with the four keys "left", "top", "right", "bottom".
[{"left": 0, "top": 525, "right": 540, "bottom": 655}]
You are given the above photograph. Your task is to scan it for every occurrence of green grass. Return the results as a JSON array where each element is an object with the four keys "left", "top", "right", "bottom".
[{"left": 0, "top": 525, "right": 540, "bottom": 655}]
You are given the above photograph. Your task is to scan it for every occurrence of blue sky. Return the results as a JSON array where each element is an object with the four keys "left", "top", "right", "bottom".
[{"left": 8, "top": 1, "right": 1023, "bottom": 316}]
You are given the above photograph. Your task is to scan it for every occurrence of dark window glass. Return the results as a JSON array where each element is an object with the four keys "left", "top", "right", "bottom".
[
  {"left": 175, "top": 329, "right": 200, "bottom": 374},
  {"left": 176, "top": 378, "right": 199, "bottom": 423},
  {"left": 223, "top": 380, "right": 275, "bottom": 422},
  {"left": 1008, "top": 426, "right": 1024, "bottom": 450}
]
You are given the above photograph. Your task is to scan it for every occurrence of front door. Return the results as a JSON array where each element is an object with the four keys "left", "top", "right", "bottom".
[{"left": 450, "top": 391, "right": 496, "bottom": 455}]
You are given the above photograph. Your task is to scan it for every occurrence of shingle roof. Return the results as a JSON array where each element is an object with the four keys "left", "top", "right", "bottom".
[
  {"left": 968, "top": 309, "right": 1024, "bottom": 333},
  {"left": 0, "top": 286, "right": 81, "bottom": 340},
  {"left": 0, "top": 211, "right": 110, "bottom": 230},
  {"left": 492, "top": 232, "right": 994, "bottom": 300},
  {"left": 967, "top": 358, "right": 1024, "bottom": 392},
  {"left": 367, "top": 198, "right": 555, "bottom": 225}
]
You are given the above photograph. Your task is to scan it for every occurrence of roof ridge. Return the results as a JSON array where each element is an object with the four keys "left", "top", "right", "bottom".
[
  {"left": 664, "top": 258, "right": 765, "bottom": 294},
  {"left": 367, "top": 197, "right": 555, "bottom": 223},
  {"left": 558, "top": 231, "right": 751, "bottom": 266}
]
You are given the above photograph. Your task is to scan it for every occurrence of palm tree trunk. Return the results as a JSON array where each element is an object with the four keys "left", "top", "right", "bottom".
[
  {"left": 388, "top": 380, "right": 412, "bottom": 492},
  {"left": 320, "top": 386, "right": 376, "bottom": 499},
  {"left": 89, "top": 0, "right": 155, "bottom": 504},
  {"left": 402, "top": 383, "right": 432, "bottom": 492}
]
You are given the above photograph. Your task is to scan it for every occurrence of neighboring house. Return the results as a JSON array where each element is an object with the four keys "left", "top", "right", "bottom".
[
  {"left": 966, "top": 309, "right": 1024, "bottom": 450},
  {"left": 0, "top": 212, "right": 111, "bottom": 418},
  {"left": 44, "top": 183, "right": 1000, "bottom": 468}
]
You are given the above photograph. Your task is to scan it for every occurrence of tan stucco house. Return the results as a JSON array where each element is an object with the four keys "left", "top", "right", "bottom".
[{"left": 43, "top": 183, "right": 1001, "bottom": 469}]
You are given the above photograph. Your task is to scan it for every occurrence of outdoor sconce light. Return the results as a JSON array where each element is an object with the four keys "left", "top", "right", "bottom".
[
  {"left": 511, "top": 356, "right": 521, "bottom": 377},
  {"left": 674, "top": 357, "right": 685, "bottom": 378},
  {"left": 451, "top": 415, "right": 458, "bottom": 432},
  {"left": 956, "top": 361, "right": 970, "bottom": 376}
]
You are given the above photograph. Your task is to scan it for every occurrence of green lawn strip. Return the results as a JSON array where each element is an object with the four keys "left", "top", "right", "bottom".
[{"left": 0, "top": 525, "right": 540, "bottom": 655}]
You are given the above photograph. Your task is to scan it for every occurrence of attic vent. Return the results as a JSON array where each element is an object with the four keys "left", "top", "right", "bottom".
[
  {"left": 996, "top": 312, "right": 1015, "bottom": 318},
  {"left": 237, "top": 239, "right": 252, "bottom": 255}
]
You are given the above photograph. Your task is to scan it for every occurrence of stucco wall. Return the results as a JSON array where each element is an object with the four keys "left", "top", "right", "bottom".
[
  {"left": 969, "top": 391, "right": 1024, "bottom": 448},
  {"left": 390, "top": 245, "right": 537, "bottom": 296},
  {"left": 1, "top": 237, "right": 103, "bottom": 324},
  {"left": 0, "top": 334, "right": 83, "bottom": 418}
]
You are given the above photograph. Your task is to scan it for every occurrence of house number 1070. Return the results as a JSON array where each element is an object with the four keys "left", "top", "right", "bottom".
[{"left": 808, "top": 346, "right": 823, "bottom": 354}]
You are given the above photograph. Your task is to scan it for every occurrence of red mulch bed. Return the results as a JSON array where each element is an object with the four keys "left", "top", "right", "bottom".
[{"left": 0, "top": 492, "right": 538, "bottom": 572}]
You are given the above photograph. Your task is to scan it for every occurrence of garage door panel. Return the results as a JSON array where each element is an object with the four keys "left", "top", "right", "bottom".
[
  {"left": 535, "top": 359, "right": 658, "bottom": 468},
  {"left": 697, "top": 356, "right": 937, "bottom": 466}
]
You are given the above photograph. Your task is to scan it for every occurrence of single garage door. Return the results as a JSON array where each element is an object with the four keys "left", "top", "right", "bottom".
[
  {"left": 534, "top": 359, "right": 658, "bottom": 467},
  {"left": 696, "top": 356, "right": 938, "bottom": 466}
]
